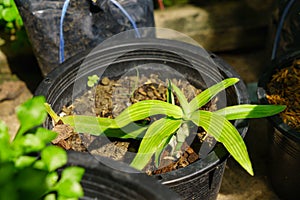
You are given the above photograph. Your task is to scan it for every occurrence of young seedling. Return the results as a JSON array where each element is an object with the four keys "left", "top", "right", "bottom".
[
  {"left": 45, "top": 78, "right": 286, "bottom": 176},
  {"left": 0, "top": 96, "right": 84, "bottom": 200},
  {"left": 87, "top": 75, "right": 100, "bottom": 88}
]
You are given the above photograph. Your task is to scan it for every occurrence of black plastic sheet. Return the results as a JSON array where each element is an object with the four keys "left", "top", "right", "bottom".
[
  {"left": 271, "top": 0, "right": 300, "bottom": 61},
  {"left": 15, "top": 0, "right": 155, "bottom": 76}
]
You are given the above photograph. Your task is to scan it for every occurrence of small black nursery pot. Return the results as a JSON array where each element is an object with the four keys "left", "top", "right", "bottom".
[
  {"left": 257, "top": 52, "right": 300, "bottom": 200},
  {"left": 36, "top": 37, "right": 249, "bottom": 200}
]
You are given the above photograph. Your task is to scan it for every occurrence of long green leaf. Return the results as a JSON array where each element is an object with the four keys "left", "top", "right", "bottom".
[
  {"left": 62, "top": 115, "right": 113, "bottom": 134},
  {"left": 189, "top": 78, "right": 239, "bottom": 113},
  {"left": 112, "top": 100, "right": 183, "bottom": 128},
  {"left": 103, "top": 124, "right": 148, "bottom": 139},
  {"left": 214, "top": 104, "right": 287, "bottom": 120},
  {"left": 154, "top": 134, "right": 174, "bottom": 168},
  {"left": 191, "top": 110, "right": 253, "bottom": 175},
  {"left": 130, "top": 118, "right": 182, "bottom": 170},
  {"left": 45, "top": 103, "right": 148, "bottom": 139},
  {"left": 62, "top": 115, "right": 147, "bottom": 139},
  {"left": 44, "top": 103, "right": 60, "bottom": 124},
  {"left": 170, "top": 82, "right": 190, "bottom": 115}
]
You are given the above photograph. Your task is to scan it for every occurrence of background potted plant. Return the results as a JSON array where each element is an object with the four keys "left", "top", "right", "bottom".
[
  {"left": 35, "top": 29, "right": 286, "bottom": 199},
  {"left": 257, "top": 1, "right": 300, "bottom": 199},
  {"left": 257, "top": 53, "right": 300, "bottom": 200}
]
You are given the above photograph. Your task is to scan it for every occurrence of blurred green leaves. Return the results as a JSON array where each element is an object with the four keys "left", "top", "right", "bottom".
[
  {"left": 0, "top": 96, "right": 84, "bottom": 200},
  {"left": 0, "top": 0, "right": 23, "bottom": 29}
]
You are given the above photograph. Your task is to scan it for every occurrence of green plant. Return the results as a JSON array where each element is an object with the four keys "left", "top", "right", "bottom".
[
  {"left": 0, "top": 96, "right": 84, "bottom": 200},
  {"left": 87, "top": 75, "right": 100, "bottom": 88},
  {"left": 0, "top": 0, "right": 23, "bottom": 45},
  {"left": 45, "top": 78, "right": 286, "bottom": 176},
  {"left": 0, "top": 0, "right": 23, "bottom": 30}
]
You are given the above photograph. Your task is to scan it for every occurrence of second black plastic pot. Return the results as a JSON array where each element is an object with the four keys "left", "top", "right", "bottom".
[
  {"left": 258, "top": 52, "right": 300, "bottom": 200},
  {"left": 36, "top": 38, "right": 249, "bottom": 200},
  {"left": 66, "top": 151, "right": 180, "bottom": 200}
]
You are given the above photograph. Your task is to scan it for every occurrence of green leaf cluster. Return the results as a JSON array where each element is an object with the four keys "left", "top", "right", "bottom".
[
  {"left": 46, "top": 78, "right": 286, "bottom": 176},
  {"left": 87, "top": 75, "right": 100, "bottom": 88},
  {"left": 0, "top": 96, "right": 84, "bottom": 200},
  {"left": 0, "top": 0, "right": 23, "bottom": 30}
]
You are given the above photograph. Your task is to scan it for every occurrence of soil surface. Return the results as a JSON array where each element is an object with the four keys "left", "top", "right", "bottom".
[{"left": 267, "top": 60, "right": 300, "bottom": 131}]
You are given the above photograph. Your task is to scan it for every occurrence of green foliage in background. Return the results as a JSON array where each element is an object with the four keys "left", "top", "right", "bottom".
[
  {"left": 0, "top": 0, "right": 24, "bottom": 45},
  {"left": 0, "top": 0, "right": 23, "bottom": 30},
  {"left": 0, "top": 96, "right": 84, "bottom": 200}
]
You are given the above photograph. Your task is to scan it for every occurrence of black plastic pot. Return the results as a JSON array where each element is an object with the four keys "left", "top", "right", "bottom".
[
  {"left": 66, "top": 151, "right": 180, "bottom": 199},
  {"left": 35, "top": 38, "right": 249, "bottom": 200},
  {"left": 257, "top": 52, "right": 300, "bottom": 200},
  {"left": 15, "top": 0, "right": 154, "bottom": 76},
  {"left": 270, "top": 0, "right": 300, "bottom": 60}
]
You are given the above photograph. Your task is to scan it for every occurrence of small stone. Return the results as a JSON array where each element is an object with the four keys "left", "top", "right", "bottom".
[{"left": 0, "top": 81, "right": 25, "bottom": 101}]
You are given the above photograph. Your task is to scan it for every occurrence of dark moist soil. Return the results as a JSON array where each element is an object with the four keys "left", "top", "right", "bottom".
[
  {"left": 52, "top": 74, "right": 217, "bottom": 175},
  {"left": 267, "top": 59, "right": 300, "bottom": 132}
]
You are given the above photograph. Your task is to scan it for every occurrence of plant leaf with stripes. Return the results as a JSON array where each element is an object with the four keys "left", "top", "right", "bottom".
[
  {"left": 61, "top": 115, "right": 147, "bottom": 139},
  {"left": 61, "top": 115, "right": 112, "bottom": 134},
  {"left": 189, "top": 78, "right": 239, "bottom": 113},
  {"left": 112, "top": 100, "right": 183, "bottom": 128},
  {"left": 191, "top": 110, "right": 253, "bottom": 176},
  {"left": 214, "top": 104, "right": 287, "bottom": 120},
  {"left": 130, "top": 118, "right": 182, "bottom": 170},
  {"left": 154, "top": 134, "right": 174, "bottom": 168},
  {"left": 170, "top": 81, "right": 190, "bottom": 115}
]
